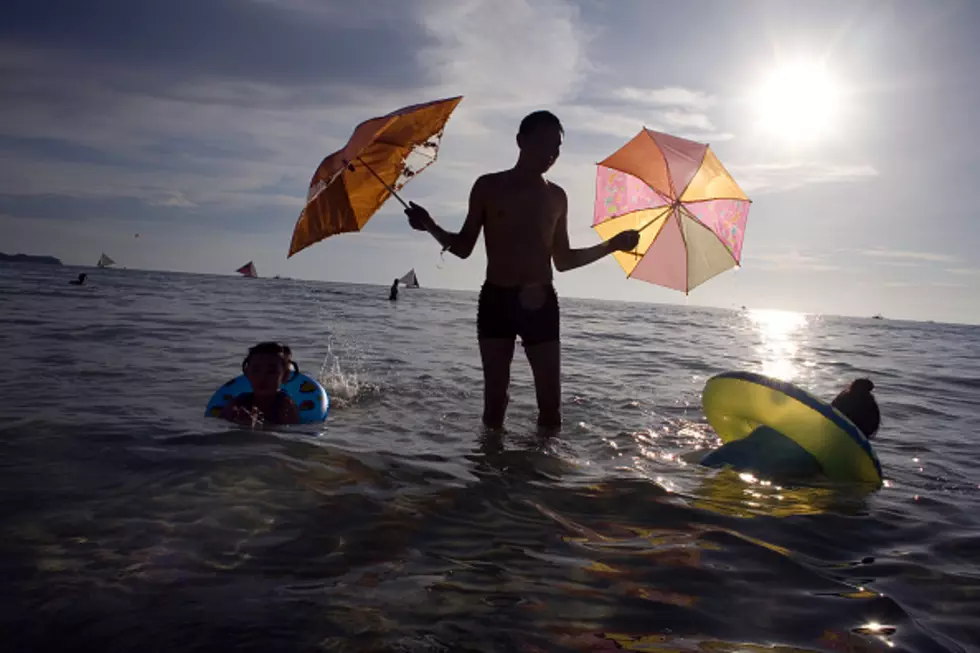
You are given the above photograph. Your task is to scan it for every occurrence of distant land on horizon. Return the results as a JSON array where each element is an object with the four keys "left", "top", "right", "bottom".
[{"left": 0, "top": 252, "right": 63, "bottom": 265}]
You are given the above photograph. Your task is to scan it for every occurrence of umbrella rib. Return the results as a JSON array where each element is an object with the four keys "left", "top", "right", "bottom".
[
  {"left": 671, "top": 210, "right": 690, "bottom": 295},
  {"left": 681, "top": 196, "right": 752, "bottom": 205},
  {"left": 642, "top": 129, "right": 676, "bottom": 199},
  {"left": 679, "top": 209, "right": 740, "bottom": 268},
  {"left": 676, "top": 203, "right": 709, "bottom": 231},
  {"left": 596, "top": 163, "right": 672, "bottom": 204},
  {"left": 675, "top": 202, "right": 746, "bottom": 266},
  {"left": 676, "top": 147, "right": 711, "bottom": 201},
  {"left": 621, "top": 208, "right": 670, "bottom": 262},
  {"left": 636, "top": 210, "right": 668, "bottom": 233},
  {"left": 372, "top": 137, "right": 441, "bottom": 156},
  {"left": 355, "top": 156, "right": 410, "bottom": 209}
]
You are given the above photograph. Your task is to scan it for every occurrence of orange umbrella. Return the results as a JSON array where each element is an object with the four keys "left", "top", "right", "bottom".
[{"left": 288, "top": 96, "right": 463, "bottom": 257}]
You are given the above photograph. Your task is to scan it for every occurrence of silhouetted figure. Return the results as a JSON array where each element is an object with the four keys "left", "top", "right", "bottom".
[
  {"left": 404, "top": 110, "right": 640, "bottom": 430},
  {"left": 389, "top": 278, "right": 399, "bottom": 301},
  {"left": 70, "top": 273, "right": 87, "bottom": 286}
]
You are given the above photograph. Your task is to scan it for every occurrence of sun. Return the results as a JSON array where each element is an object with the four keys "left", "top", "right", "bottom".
[{"left": 752, "top": 61, "right": 842, "bottom": 144}]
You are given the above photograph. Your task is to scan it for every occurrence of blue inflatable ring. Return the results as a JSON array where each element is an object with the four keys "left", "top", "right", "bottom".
[{"left": 205, "top": 371, "right": 330, "bottom": 424}]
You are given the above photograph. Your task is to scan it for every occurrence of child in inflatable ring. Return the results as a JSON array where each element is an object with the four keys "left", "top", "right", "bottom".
[
  {"left": 220, "top": 342, "right": 300, "bottom": 426},
  {"left": 700, "top": 378, "right": 881, "bottom": 479}
]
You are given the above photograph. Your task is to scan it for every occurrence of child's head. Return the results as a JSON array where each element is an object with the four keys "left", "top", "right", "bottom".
[
  {"left": 242, "top": 342, "right": 293, "bottom": 396},
  {"left": 831, "top": 378, "right": 880, "bottom": 439}
]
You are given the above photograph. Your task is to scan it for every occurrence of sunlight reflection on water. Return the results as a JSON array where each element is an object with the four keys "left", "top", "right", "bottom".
[{"left": 748, "top": 308, "right": 808, "bottom": 381}]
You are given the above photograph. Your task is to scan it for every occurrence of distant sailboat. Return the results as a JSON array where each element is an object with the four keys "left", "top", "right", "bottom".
[
  {"left": 398, "top": 268, "right": 420, "bottom": 288},
  {"left": 96, "top": 253, "right": 115, "bottom": 268},
  {"left": 236, "top": 261, "right": 258, "bottom": 278}
]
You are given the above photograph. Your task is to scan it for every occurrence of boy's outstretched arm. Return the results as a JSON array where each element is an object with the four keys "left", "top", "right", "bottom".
[
  {"left": 405, "top": 177, "right": 486, "bottom": 259},
  {"left": 552, "top": 190, "right": 640, "bottom": 272}
]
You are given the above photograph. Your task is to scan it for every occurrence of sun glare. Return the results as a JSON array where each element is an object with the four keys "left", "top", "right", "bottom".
[
  {"left": 752, "top": 61, "right": 841, "bottom": 143},
  {"left": 748, "top": 309, "right": 808, "bottom": 381}
]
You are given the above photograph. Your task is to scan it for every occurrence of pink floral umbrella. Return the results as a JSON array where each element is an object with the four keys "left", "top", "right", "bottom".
[{"left": 593, "top": 129, "right": 751, "bottom": 294}]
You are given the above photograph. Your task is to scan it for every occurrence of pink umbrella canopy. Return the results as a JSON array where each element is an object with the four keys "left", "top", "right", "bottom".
[{"left": 593, "top": 129, "right": 751, "bottom": 294}]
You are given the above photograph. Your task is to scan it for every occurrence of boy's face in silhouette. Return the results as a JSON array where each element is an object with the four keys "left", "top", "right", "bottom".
[
  {"left": 246, "top": 353, "right": 287, "bottom": 396},
  {"left": 517, "top": 123, "right": 563, "bottom": 174}
]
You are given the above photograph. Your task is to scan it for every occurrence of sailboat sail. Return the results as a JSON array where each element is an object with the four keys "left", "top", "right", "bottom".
[
  {"left": 398, "top": 268, "right": 419, "bottom": 288},
  {"left": 96, "top": 253, "right": 115, "bottom": 268},
  {"left": 236, "top": 261, "right": 258, "bottom": 278}
]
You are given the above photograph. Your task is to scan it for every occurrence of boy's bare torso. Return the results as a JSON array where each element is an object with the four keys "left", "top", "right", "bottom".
[{"left": 479, "top": 170, "right": 565, "bottom": 287}]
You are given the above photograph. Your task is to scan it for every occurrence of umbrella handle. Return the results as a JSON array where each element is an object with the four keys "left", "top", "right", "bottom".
[{"left": 352, "top": 156, "right": 410, "bottom": 209}]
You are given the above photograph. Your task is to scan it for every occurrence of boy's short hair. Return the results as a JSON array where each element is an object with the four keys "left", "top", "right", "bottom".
[
  {"left": 242, "top": 341, "right": 293, "bottom": 374},
  {"left": 518, "top": 110, "right": 564, "bottom": 138}
]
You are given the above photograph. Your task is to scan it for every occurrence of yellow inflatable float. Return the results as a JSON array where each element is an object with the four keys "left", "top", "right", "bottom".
[{"left": 702, "top": 371, "right": 882, "bottom": 486}]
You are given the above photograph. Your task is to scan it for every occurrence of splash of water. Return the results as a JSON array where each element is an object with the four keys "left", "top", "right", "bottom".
[{"left": 315, "top": 339, "right": 380, "bottom": 409}]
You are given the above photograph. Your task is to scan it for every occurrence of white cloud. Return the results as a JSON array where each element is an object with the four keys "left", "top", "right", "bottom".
[
  {"left": 416, "top": 0, "right": 586, "bottom": 110},
  {"left": 148, "top": 192, "right": 199, "bottom": 209},
  {"left": 883, "top": 281, "right": 967, "bottom": 289},
  {"left": 561, "top": 105, "right": 650, "bottom": 139},
  {"left": 561, "top": 104, "right": 732, "bottom": 142},
  {"left": 863, "top": 249, "right": 957, "bottom": 263},
  {"left": 748, "top": 250, "right": 842, "bottom": 272},
  {"left": 572, "top": 85, "right": 724, "bottom": 141},
  {"left": 614, "top": 86, "right": 716, "bottom": 110},
  {"left": 662, "top": 110, "right": 715, "bottom": 131},
  {"left": 947, "top": 267, "right": 980, "bottom": 276},
  {"left": 730, "top": 162, "right": 879, "bottom": 194}
]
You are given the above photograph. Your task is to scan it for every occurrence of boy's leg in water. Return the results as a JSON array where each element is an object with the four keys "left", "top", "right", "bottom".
[
  {"left": 525, "top": 340, "right": 561, "bottom": 430},
  {"left": 479, "top": 338, "right": 515, "bottom": 429}
]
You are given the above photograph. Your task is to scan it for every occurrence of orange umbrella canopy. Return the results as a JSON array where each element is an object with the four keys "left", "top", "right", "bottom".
[{"left": 288, "top": 96, "right": 463, "bottom": 258}]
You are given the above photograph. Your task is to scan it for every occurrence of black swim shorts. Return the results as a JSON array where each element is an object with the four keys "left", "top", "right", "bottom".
[{"left": 477, "top": 282, "right": 560, "bottom": 346}]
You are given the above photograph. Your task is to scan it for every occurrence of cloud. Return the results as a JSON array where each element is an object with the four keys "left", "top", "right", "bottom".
[
  {"left": 862, "top": 249, "right": 957, "bottom": 263},
  {"left": 946, "top": 267, "right": 980, "bottom": 276},
  {"left": 416, "top": 0, "right": 586, "bottom": 110},
  {"left": 614, "top": 86, "right": 716, "bottom": 110},
  {"left": 883, "top": 281, "right": 967, "bottom": 289},
  {"left": 662, "top": 110, "right": 715, "bottom": 131},
  {"left": 0, "top": 0, "right": 459, "bottom": 227},
  {"left": 561, "top": 104, "right": 731, "bottom": 142},
  {"left": 730, "top": 162, "right": 879, "bottom": 194},
  {"left": 575, "top": 85, "right": 725, "bottom": 142},
  {"left": 561, "top": 105, "right": 652, "bottom": 139},
  {"left": 0, "top": 0, "right": 421, "bottom": 89},
  {"left": 148, "top": 192, "right": 198, "bottom": 209},
  {"left": 748, "top": 250, "right": 842, "bottom": 272}
]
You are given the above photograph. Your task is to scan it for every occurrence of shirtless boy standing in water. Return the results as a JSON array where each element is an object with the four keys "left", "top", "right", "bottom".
[{"left": 405, "top": 111, "right": 640, "bottom": 430}]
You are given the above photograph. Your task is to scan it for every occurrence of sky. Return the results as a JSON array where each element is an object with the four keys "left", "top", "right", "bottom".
[{"left": 2, "top": 0, "right": 979, "bottom": 324}]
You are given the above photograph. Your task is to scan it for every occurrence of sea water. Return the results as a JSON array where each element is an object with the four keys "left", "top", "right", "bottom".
[{"left": 2, "top": 263, "right": 978, "bottom": 652}]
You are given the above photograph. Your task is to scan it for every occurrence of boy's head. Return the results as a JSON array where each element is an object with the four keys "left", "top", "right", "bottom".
[
  {"left": 517, "top": 110, "right": 564, "bottom": 174},
  {"left": 831, "top": 378, "right": 880, "bottom": 439},
  {"left": 242, "top": 342, "right": 292, "bottom": 396}
]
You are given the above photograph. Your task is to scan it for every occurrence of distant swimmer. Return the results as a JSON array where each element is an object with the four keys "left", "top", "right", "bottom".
[
  {"left": 389, "top": 278, "right": 399, "bottom": 301},
  {"left": 405, "top": 110, "right": 640, "bottom": 431},
  {"left": 701, "top": 377, "right": 882, "bottom": 481},
  {"left": 69, "top": 273, "right": 87, "bottom": 286},
  {"left": 220, "top": 342, "right": 300, "bottom": 426}
]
